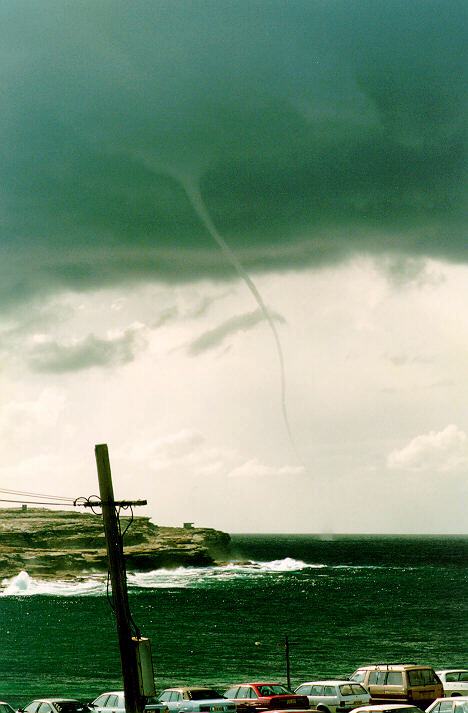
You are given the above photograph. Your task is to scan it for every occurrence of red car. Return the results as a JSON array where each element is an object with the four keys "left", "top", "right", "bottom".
[{"left": 224, "top": 684, "right": 309, "bottom": 711}]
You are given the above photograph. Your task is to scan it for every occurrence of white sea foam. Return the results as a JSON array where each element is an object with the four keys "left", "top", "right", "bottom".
[
  {"left": 0, "top": 570, "right": 105, "bottom": 597},
  {"left": 0, "top": 559, "right": 327, "bottom": 596}
]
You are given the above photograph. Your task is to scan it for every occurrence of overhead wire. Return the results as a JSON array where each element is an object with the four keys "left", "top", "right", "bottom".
[
  {"left": 0, "top": 497, "right": 79, "bottom": 507},
  {"left": 0, "top": 487, "right": 75, "bottom": 501}
]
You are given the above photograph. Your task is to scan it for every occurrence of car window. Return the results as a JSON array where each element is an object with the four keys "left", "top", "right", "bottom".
[
  {"left": 387, "top": 672, "right": 403, "bottom": 685},
  {"left": 24, "top": 705, "right": 40, "bottom": 713},
  {"left": 454, "top": 703, "right": 468, "bottom": 713},
  {"left": 56, "top": 704, "right": 86, "bottom": 713},
  {"left": 351, "top": 672, "right": 365, "bottom": 684},
  {"left": 158, "top": 693, "right": 170, "bottom": 703},
  {"left": 189, "top": 692, "right": 222, "bottom": 701},
  {"left": 106, "top": 697, "right": 119, "bottom": 708},
  {"left": 310, "top": 687, "right": 324, "bottom": 696},
  {"left": 236, "top": 688, "right": 250, "bottom": 699},
  {"left": 247, "top": 689, "right": 258, "bottom": 700},
  {"left": 351, "top": 685, "right": 367, "bottom": 695},
  {"left": 339, "top": 686, "right": 353, "bottom": 696},
  {"left": 459, "top": 673, "right": 468, "bottom": 682},
  {"left": 369, "top": 672, "right": 386, "bottom": 685},
  {"left": 408, "top": 670, "right": 438, "bottom": 686},
  {"left": 446, "top": 674, "right": 459, "bottom": 683},
  {"left": 93, "top": 697, "right": 110, "bottom": 708},
  {"left": 295, "top": 686, "right": 312, "bottom": 696},
  {"left": 0, "top": 706, "right": 14, "bottom": 713},
  {"left": 322, "top": 687, "right": 335, "bottom": 696},
  {"left": 438, "top": 703, "right": 456, "bottom": 713},
  {"left": 270, "top": 686, "right": 289, "bottom": 695},
  {"left": 38, "top": 705, "right": 51, "bottom": 713},
  {"left": 224, "top": 690, "right": 237, "bottom": 700}
]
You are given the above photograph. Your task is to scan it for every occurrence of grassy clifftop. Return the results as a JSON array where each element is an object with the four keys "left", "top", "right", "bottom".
[{"left": 0, "top": 507, "right": 231, "bottom": 579}]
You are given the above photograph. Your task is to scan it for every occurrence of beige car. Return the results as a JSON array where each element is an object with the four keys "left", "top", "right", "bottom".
[{"left": 349, "top": 664, "right": 443, "bottom": 709}]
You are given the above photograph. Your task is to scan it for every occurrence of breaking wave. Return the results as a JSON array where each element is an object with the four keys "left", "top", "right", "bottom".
[
  {"left": 1, "top": 570, "right": 106, "bottom": 597},
  {"left": 0, "top": 559, "right": 325, "bottom": 596}
]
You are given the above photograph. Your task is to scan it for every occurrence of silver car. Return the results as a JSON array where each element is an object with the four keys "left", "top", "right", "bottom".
[
  {"left": 294, "top": 681, "right": 370, "bottom": 713},
  {"left": 436, "top": 672, "right": 468, "bottom": 698},
  {"left": 156, "top": 688, "right": 235, "bottom": 713},
  {"left": 90, "top": 692, "right": 167, "bottom": 713},
  {"left": 22, "top": 701, "right": 88, "bottom": 713},
  {"left": 426, "top": 697, "right": 468, "bottom": 713}
]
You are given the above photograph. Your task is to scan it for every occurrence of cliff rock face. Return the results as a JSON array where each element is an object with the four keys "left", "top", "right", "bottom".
[{"left": 0, "top": 508, "right": 231, "bottom": 579}]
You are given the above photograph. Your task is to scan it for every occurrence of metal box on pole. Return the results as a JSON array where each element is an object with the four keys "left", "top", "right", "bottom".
[{"left": 133, "top": 637, "right": 156, "bottom": 697}]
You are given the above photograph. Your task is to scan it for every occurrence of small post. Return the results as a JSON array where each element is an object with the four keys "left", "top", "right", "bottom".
[
  {"left": 95, "top": 443, "right": 145, "bottom": 713},
  {"left": 285, "top": 634, "right": 291, "bottom": 690}
]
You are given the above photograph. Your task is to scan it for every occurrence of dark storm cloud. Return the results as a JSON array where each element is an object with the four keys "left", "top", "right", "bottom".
[
  {"left": 188, "top": 308, "right": 285, "bottom": 355},
  {"left": 0, "top": 0, "right": 466, "bottom": 304},
  {"left": 28, "top": 328, "right": 145, "bottom": 373}
]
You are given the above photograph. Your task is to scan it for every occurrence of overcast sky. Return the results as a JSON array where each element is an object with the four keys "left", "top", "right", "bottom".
[{"left": 1, "top": 0, "right": 467, "bottom": 533}]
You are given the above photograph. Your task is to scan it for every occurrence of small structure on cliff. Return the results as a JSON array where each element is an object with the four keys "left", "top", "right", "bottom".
[{"left": 0, "top": 507, "right": 231, "bottom": 579}]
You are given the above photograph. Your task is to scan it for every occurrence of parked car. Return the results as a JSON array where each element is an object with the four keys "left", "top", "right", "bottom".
[
  {"left": 294, "top": 680, "right": 370, "bottom": 712},
  {"left": 89, "top": 692, "right": 167, "bottom": 713},
  {"left": 89, "top": 692, "right": 125, "bottom": 713},
  {"left": 349, "top": 705, "right": 424, "bottom": 713},
  {"left": 350, "top": 664, "right": 443, "bottom": 708},
  {"left": 224, "top": 683, "right": 309, "bottom": 710},
  {"left": 145, "top": 698, "right": 170, "bottom": 713},
  {"left": 426, "top": 697, "right": 468, "bottom": 713},
  {"left": 20, "top": 701, "right": 89, "bottom": 713},
  {"left": 155, "top": 688, "right": 236, "bottom": 713},
  {"left": 0, "top": 703, "right": 16, "bottom": 713},
  {"left": 436, "top": 672, "right": 468, "bottom": 697}
]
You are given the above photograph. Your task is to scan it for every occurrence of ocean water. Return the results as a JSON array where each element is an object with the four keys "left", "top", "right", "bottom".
[{"left": 0, "top": 535, "right": 466, "bottom": 708}]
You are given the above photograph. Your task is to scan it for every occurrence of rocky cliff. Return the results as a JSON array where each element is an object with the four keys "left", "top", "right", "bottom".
[{"left": 0, "top": 507, "right": 231, "bottom": 579}]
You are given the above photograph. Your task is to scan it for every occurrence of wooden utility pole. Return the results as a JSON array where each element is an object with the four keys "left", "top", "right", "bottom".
[
  {"left": 285, "top": 634, "right": 291, "bottom": 690},
  {"left": 95, "top": 443, "right": 146, "bottom": 713}
]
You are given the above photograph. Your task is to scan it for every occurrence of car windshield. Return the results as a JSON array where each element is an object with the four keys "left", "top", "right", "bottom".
[
  {"left": 408, "top": 671, "right": 439, "bottom": 686},
  {"left": 351, "top": 673, "right": 365, "bottom": 684},
  {"left": 340, "top": 685, "right": 367, "bottom": 696},
  {"left": 55, "top": 705, "right": 86, "bottom": 713},
  {"left": 189, "top": 691, "right": 223, "bottom": 701},
  {"left": 257, "top": 686, "right": 290, "bottom": 696}
]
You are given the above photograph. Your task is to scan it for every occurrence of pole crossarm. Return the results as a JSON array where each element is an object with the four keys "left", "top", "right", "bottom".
[{"left": 77, "top": 499, "right": 147, "bottom": 507}]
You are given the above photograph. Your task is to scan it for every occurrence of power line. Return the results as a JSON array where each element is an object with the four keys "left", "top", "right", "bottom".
[
  {"left": 0, "top": 487, "right": 75, "bottom": 502},
  {"left": 0, "top": 497, "right": 79, "bottom": 507}
]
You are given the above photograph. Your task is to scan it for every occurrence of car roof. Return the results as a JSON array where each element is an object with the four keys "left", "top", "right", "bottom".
[
  {"left": 352, "top": 706, "right": 423, "bottom": 711},
  {"left": 436, "top": 670, "right": 468, "bottom": 674},
  {"left": 297, "top": 681, "right": 358, "bottom": 686},
  {"left": 430, "top": 698, "right": 468, "bottom": 703},
  {"left": 30, "top": 701, "right": 80, "bottom": 704},
  {"left": 93, "top": 693, "right": 123, "bottom": 699},
  {"left": 354, "top": 665, "right": 431, "bottom": 671},
  {"left": 164, "top": 686, "right": 216, "bottom": 691},
  {"left": 229, "top": 683, "right": 284, "bottom": 687}
]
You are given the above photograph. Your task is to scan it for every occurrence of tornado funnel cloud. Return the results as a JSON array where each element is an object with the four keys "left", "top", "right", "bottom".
[{"left": 180, "top": 176, "right": 297, "bottom": 454}]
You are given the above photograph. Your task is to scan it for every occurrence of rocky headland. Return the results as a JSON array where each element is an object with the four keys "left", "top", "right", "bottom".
[{"left": 0, "top": 507, "right": 232, "bottom": 580}]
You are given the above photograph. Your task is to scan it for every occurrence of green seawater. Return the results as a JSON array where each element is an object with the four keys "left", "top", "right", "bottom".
[{"left": 0, "top": 535, "right": 466, "bottom": 708}]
